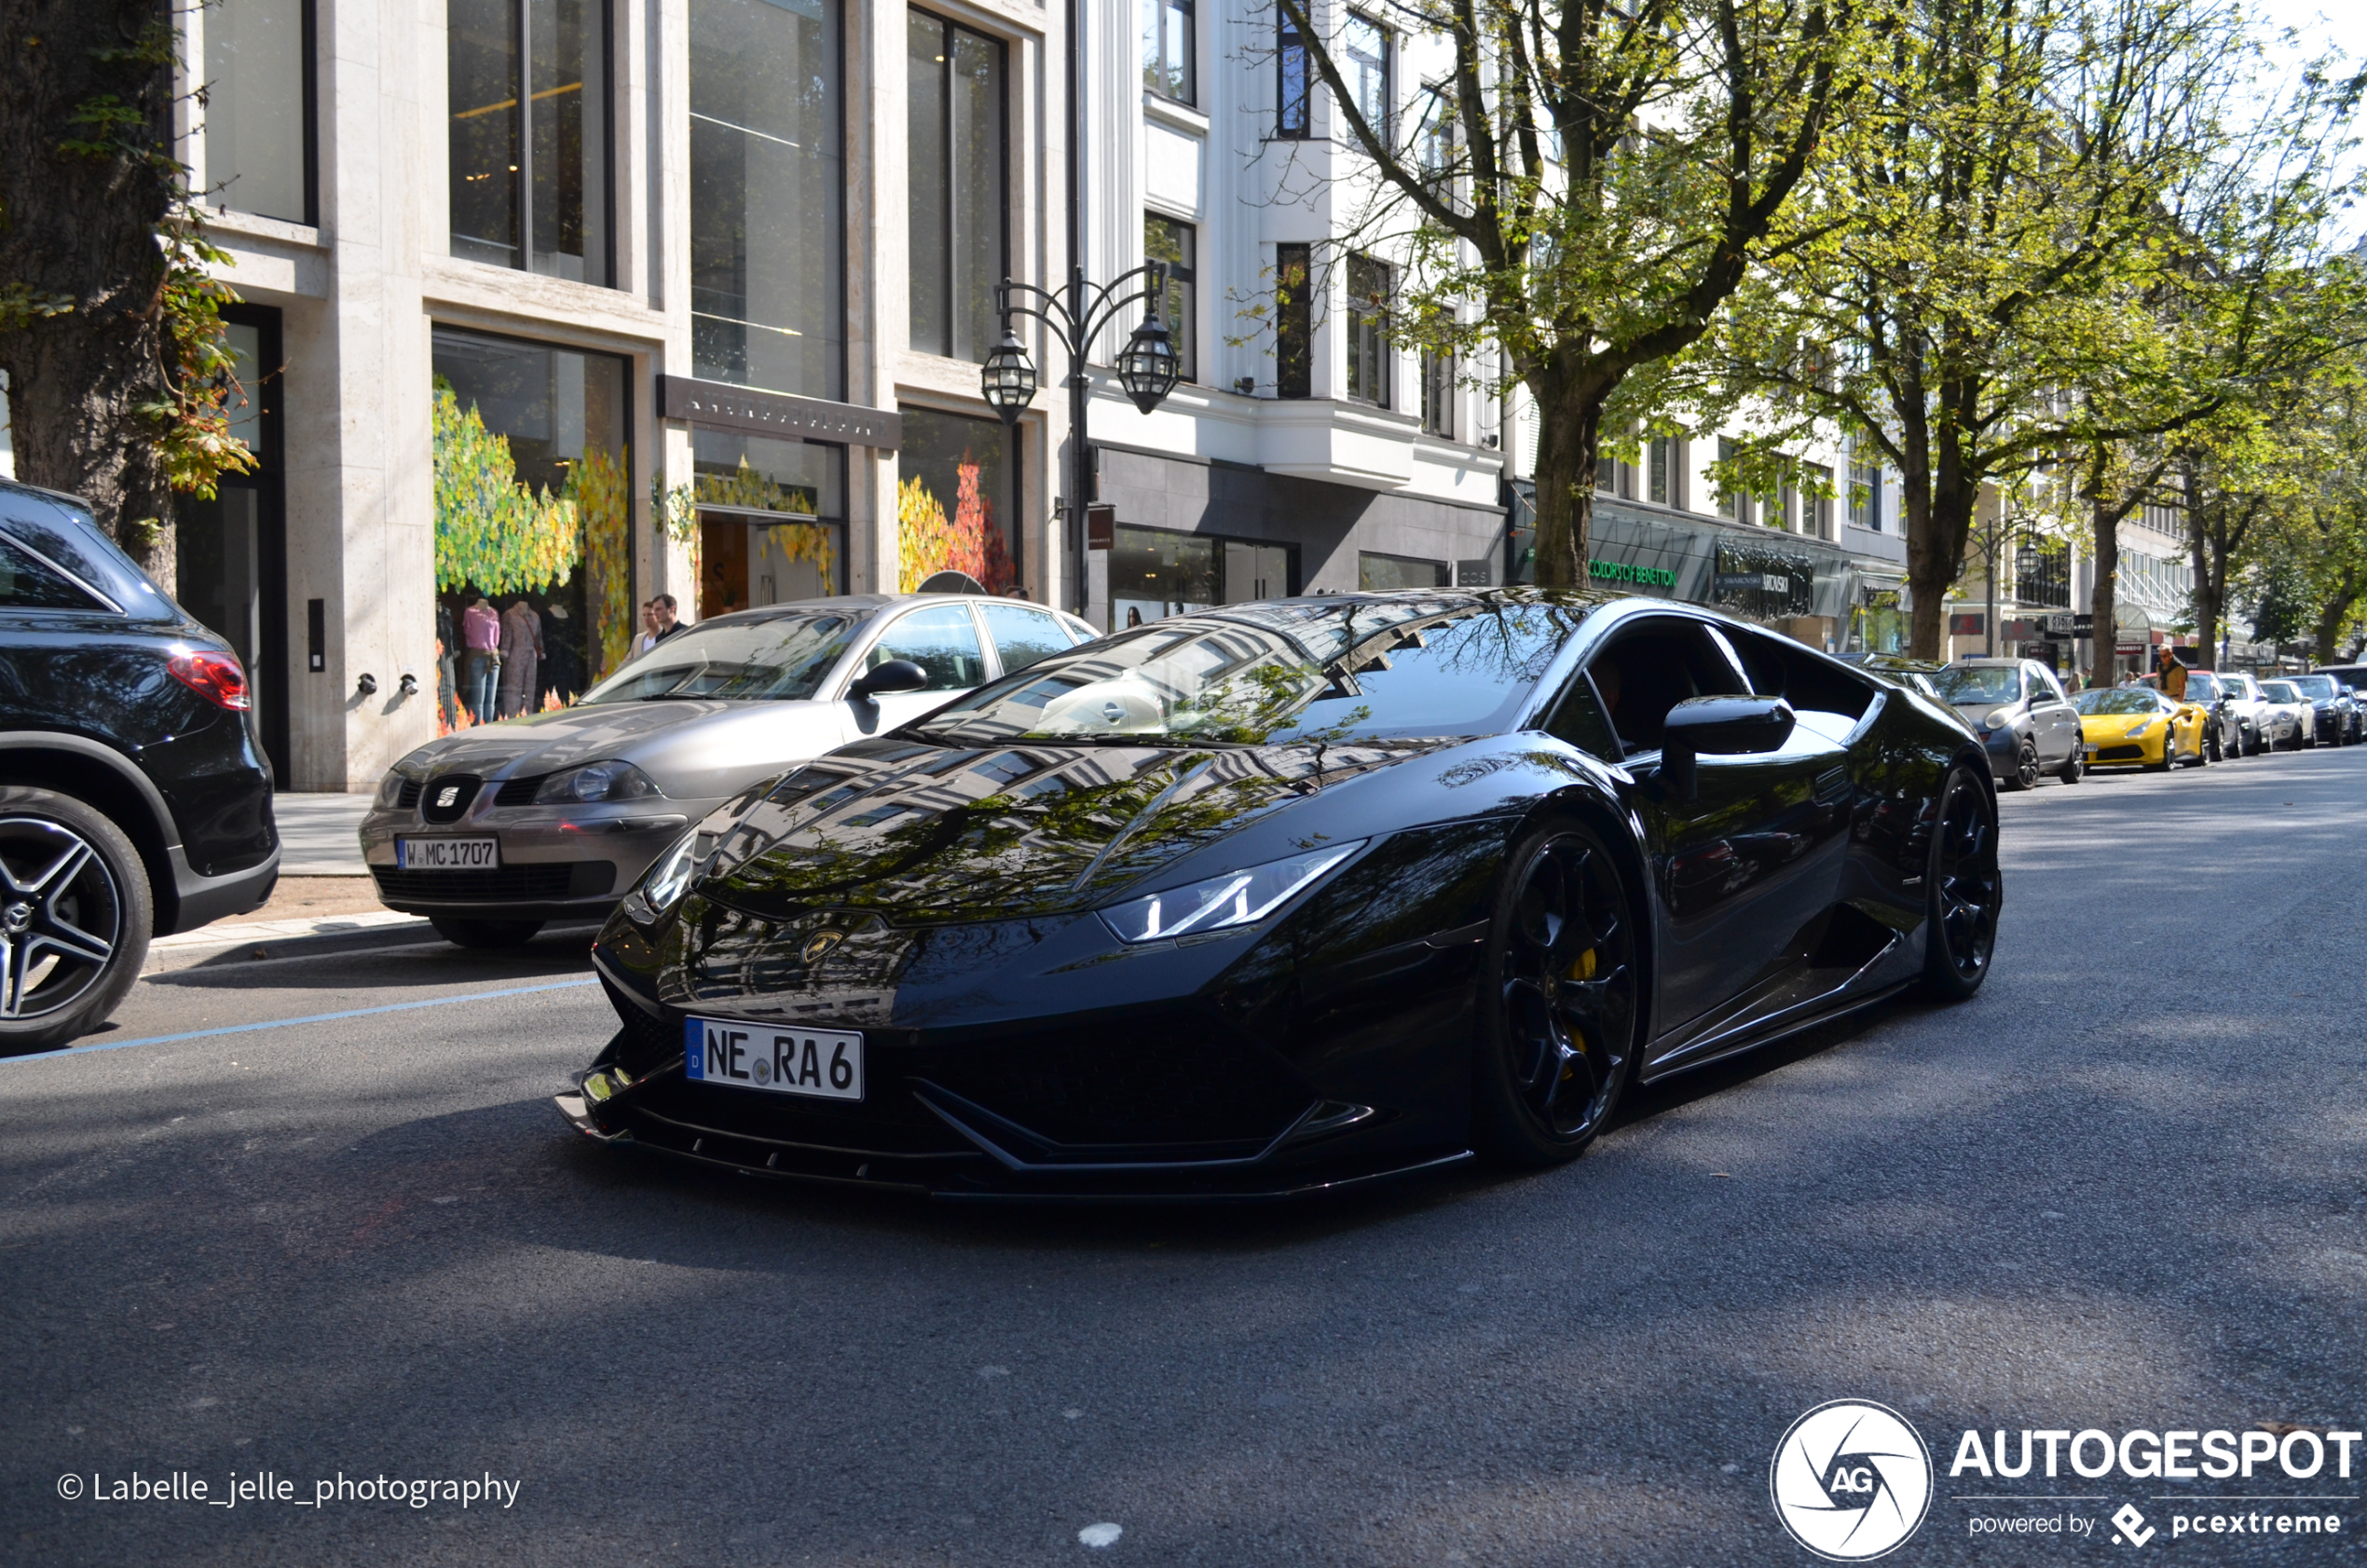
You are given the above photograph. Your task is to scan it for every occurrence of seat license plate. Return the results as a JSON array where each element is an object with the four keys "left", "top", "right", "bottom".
[
  {"left": 394, "top": 836, "right": 499, "bottom": 870},
  {"left": 683, "top": 1016, "right": 863, "bottom": 1102}
]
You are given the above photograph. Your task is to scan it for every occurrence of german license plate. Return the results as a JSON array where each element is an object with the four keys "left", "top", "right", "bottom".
[
  {"left": 394, "top": 836, "right": 499, "bottom": 870},
  {"left": 683, "top": 1016, "right": 863, "bottom": 1102}
]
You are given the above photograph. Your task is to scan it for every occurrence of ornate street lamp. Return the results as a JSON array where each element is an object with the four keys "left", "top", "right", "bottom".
[{"left": 978, "top": 261, "right": 1174, "bottom": 612}]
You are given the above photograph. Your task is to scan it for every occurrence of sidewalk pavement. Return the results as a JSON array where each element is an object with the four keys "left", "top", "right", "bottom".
[{"left": 274, "top": 791, "right": 373, "bottom": 875}]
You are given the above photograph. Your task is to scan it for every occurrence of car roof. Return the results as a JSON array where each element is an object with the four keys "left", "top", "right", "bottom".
[{"left": 688, "top": 593, "right": 1085, "bottom": 628}]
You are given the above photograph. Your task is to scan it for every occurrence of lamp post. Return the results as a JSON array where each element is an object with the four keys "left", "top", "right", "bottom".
[{"left": 979, "top": 264, "right": 1181, "bottom": 616}]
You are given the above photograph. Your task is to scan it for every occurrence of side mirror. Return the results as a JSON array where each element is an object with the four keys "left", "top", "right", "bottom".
[
  {"left": 1658, "top": 695, "right": 1797, "bottom": 800},
  {"left": 847, "top": 658, "right": 929, "bottom": 702}
]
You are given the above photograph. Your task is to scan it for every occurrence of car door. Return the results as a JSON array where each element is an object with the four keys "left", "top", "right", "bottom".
[
  {"left": 843, "top": 600, "right": 993, "bottom": 737},
  {"left": 2026, "top": 662, "right": 2077, "bottom": 763},
  {"left": 977, "top": 601, "right": 1077, "bottom": 677},
  {"left": 1585, "top": 616, "right": 1851, "bottom": 1040}
]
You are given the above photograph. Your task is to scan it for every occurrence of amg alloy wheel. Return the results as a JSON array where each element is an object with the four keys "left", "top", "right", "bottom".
[
  {"left": 1473, "top": 821, "right": 1641, "bottom": 1167},
  {"left": 0, "top": 788, "right": 153, "bottom": 1054},
  {"left": 1920, "top": 765, "right": 2000, "bottom": 1001}
]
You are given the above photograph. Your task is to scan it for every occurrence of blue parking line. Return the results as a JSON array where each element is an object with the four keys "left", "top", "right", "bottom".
[{"left": 6, "top": 978, "right": 601, "bottom": 1064}]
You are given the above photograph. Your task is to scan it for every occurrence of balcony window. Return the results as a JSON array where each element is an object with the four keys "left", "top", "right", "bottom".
[
  {"left": 448, "top": 0, "right": 610, "bottom": 284},
  {"left": 1143, "top": 0, "right": 1194, "bottom": 104},
  {"left": 1343, "top": 14, "right": 1391, "bottom": 142},
  {"left": 908, "top": 10, "right": 1006, "bottom": 362},
  {"left": 1276, "top": 243, "right": 1311, "bottom": 399},
  {"left": 691, "top": 0, "right": 843, "bottom": 397},
  {"left": 1144, "top": 214, "right": 1197, "bottom": 383},
  {"left": 1345, "top": 252, "right": 1390, "bottom": 407},
  {"left": 1419, "top": 348, "right": 1452, "bottom": 438},
  {"left": 1278, "top": 13, "right": 1309, "bottom": 137}
]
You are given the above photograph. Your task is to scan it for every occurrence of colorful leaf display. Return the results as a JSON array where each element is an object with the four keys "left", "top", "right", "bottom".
[
  {"left": 432, "top": 382, "right": 580, "bottom": 593},
  {"left": 571, "top": 443, "right": 633, "bottom": 683},
  {"left": 899, "top": 457, "right": 1015, "bottom": 593}
]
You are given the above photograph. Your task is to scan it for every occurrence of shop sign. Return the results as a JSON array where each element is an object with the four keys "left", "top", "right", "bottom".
[
  {"left": 1712, "top": 539, "right": 1814, "bottom": 618},
  {"left": 1588, "top": 558, "right": 1677, "bottom": 590},
  {"left": 658, "top": 375, "right": 903, "bottom": 450}
]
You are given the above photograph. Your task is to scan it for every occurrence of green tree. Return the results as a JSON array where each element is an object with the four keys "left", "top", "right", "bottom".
[
  {"left": 1686, "top": 0, "right": 2243, "bottom": 658},
  {"left": 1271, "top": 0, "right": 1864, "bottom": 587},
  {"left": 0, "top": 0, "right": 253, "bottom": 580}
]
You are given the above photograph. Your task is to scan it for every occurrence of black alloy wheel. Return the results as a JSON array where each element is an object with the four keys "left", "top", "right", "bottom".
[
  {"left": 429, "top": 916, "right": 545, "bottom": 948},
  {"left": 2004, "top": 738, "right": 2041, "bottom": 792},
  {"left": 1473, "top": 821, "right": 1642, "bottom": 1167},
  {"left": 1920, "top": 764, "right": 2001, "bottom": 1001},
  {"left": 2204, "top": 722, "right": 2223, "bottom": 763},
  {"left": 2056, "top": 740, "right": 2084, "bottom": 784},
  {"left": 0, "top": 788, "right": 153, "bottom": 1054}
]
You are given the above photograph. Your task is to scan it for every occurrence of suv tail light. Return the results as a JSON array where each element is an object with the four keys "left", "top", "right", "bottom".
[{"left": 169, "top": 650, "right": 252, "bottom": 711}]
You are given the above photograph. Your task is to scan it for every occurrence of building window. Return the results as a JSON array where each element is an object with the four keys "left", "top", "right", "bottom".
[
  {"left": 1143, "top": 0, "right": 1194, "bottom": 103},
  {"left": 1717, "top": 436, "right": 1749, "bottom": 524},
  {"left": 198, "top": 0, "right": 313, "bottom": 225},
  {"left": 430, "top": 327, "right": 633, "bottom": 714},
  {"left": 909, "top": 10, "right": 1006, "bottom": 363},
  {"left": 1343, "top": 13, "right": 1391, "bottom": 141},
  {"left": 1359, "top": 552, "right": 1448, "bottom": 591},
  {"left": 448, "top": 0, "right": 610, "bottom": 284},
  {"left": 691, "top": 0, "right": 843, "bottom": 398},
  {"left": 1419, "top": 348, "right": 1453, "bottom": 437},
  {"left": 1848, "top": 447, "right": 1881, "bottom": 532},
  {"left": 1276, "top": 243, "right": 1311, "bottom": 399},
  {"left": 1277, "top": 12, "right": 1309, "bottom": 137},
  {"left": 1144, "top": 214, "right": 1197, "bottom": 383},
  {"left": 1649, "top": 436, "right": 1673, "bottom": 505},
  {"left": 1804, "top": 463, "right": 1833, "bottom": 539},
  {"left": 1346, "top": 253, "right": 1390, "bottom": 406}
]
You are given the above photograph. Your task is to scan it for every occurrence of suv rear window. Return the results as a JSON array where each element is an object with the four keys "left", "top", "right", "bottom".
[
  {"left": 0, "top": 536, "right": 108, "bottom": 610},
  {"left": 0, "top": 492, "right": 175, "bottom": 618}
]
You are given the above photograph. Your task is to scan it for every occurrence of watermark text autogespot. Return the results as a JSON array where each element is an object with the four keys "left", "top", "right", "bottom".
[{"left": 54, "top": 1469, "right": 520, "bottom": 1510}]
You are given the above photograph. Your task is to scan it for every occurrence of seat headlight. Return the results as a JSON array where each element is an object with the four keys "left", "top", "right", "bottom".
[
  {"left": 1100, "top": 841, "right": 1364, "bottom": 944},
  {"left": 534, "top": 759, "right": 663, "bottom": 804}
]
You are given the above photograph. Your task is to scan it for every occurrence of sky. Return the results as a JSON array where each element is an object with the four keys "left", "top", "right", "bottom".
[{"left": 2236, "top": 0, "right": 2367, "bottom": 243}]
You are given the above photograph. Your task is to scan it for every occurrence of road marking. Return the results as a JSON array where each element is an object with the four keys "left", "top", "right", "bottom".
[{"left": 7, "top": 978, "right": 601, "bottom": 1064}]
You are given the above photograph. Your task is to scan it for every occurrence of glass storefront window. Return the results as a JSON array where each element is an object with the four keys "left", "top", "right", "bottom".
[
  {"left": 691, "top": 0, "right": 843, "bottom": 399},
  {"left": 202, "top": 0, "right": 310, "bottom": 225},
  {"left": 1112, "top": 525, "right": 1216, "bottom": 628},
  {"left": 447, "top": 0, "right": 609, "bottom": 283},
  {"left": 1359, "top": 552, "right": 1448, "bottom": 591},
  {"left": 691, "top": 430, "right": 846, "bottom": 617},
  {"left": 430, "top": 328, "right": 632, "bottom": 726},
  {"left": 896, "top": 407, "right": 1016, "bottom": 594}
]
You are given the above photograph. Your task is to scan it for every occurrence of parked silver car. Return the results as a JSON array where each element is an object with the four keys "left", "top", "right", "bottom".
[
  {"left": 361, "top": 593, "right": 1097, "bottom": 945},
  {"left": 2213, "top": 671, "right": 2278, "bottom": 756},
  {"left": 1931, "top": 657, "right": 2086, "bottom": 788},
  {"left": 2256, "top": 678, "right": 2314, "bottom": 749}
]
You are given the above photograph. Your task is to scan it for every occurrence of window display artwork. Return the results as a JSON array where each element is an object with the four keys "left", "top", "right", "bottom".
[
  {"left": 430, "top": 329, "right": 631, "bottom": 729},
  {"left": 897, "top": 406, "right": 1016, "bottom": 593}
]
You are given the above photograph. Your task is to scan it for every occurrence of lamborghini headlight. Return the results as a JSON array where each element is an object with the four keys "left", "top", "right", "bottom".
[
  {"left": 639, "top": 829, "right": 704, "bottom": 915},
  {"left": 1099, "top": 841, "right": 1364, "bottom": 944}
]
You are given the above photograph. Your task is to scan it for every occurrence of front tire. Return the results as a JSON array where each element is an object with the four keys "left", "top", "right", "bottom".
[
  {"left": 2003, "top": 739, "right": 2041, "bottom": 792},
  {"left": 1920, "top": 764, "right": 2001, "bottom": 1001},
  {"left": 0, "top": 787, "right": 154, "bottom": 1055},
  {"left": 430, "top": 916, "right": 544, "bottom": 948},
  {"left": 1472, "top": 821, "right": 1642, "bottom": 1168}
]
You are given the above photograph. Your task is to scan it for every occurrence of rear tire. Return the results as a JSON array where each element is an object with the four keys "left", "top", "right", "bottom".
[
  {"left": 0, "top": 786, "right": 153, "bottom": 1055},
  {"left": 1472, "top": 819, "right": 1642, "bottom": 1168},
  {"left": 2003, "top": 739, "right": 2040, "bottom": 792},
  {"left": 1920, "top": 764, "right": 2000, "bottom": 1002},
  {"left": 2056, "top": 743, "right": 2084, "bottom": 784},
  {"left": 430, "top": 916, "right": 544, "bottom": 948}
]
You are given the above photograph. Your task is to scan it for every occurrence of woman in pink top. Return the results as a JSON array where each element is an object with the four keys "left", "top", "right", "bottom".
[{"left": 461, "top": 593, "right": 501, "bottom": 720}]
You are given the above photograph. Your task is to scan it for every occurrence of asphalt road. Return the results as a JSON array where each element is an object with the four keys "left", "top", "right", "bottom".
[{"left": 7, "top": 743, "right": 2366, "bottom": 1566}]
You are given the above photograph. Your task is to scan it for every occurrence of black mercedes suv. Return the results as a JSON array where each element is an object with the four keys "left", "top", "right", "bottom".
[{"left": 0, "top": 478, "right": 279, "bottom": 1051}]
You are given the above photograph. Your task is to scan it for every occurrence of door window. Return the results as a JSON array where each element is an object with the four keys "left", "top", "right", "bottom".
[
  {"left": 1583, "top": 619, "right": 1748, "bottom": 754},
  {"left": 1543, "top": 673, "right": 1622, "bottom": 763},
  {"left": 978, "top": 603, "right": 1071, "bottom": 675},
  {"left": 866, "top": 603, "right": 986, "bottom": 690}
]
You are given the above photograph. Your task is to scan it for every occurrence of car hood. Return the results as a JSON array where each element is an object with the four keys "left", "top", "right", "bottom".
[
  {"left": 693, "top": 733, "right": 1462, "bottom": 924},
  {"left": 395, "top": 700, "right": 845, "bottom": 800}
]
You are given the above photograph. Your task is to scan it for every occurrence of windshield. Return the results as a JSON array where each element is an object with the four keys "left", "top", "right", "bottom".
[
  {"left": 2182, "top": 673, "right": 2223, "bottom": 701},
  {"left": 2262, "top": 681, "right": 2300, "bottom": 702},
  {"left": 2073, "top": 689, "right": 2163, "bottom": 716},
  {"left": 1930, "top": 665, "right": 2021, "bottom": 705},
  {"left": 2291, "top": 675, "right": 2339, "bottom": 700},
  {"left": 914, "top": 595, "right": 1592, "bottom": 746},
  {"left": 575, "top": 613, "right": 860, "bottom": 704}
]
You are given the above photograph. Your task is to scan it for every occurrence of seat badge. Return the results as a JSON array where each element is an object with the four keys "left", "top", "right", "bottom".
[{"left": 800, "top": 930, "right": 846, "bottom": 964}]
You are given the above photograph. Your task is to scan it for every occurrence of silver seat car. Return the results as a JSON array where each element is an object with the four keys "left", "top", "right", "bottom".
[{"left": 362, "top": 593, "right": 1096, "bottom": 946}]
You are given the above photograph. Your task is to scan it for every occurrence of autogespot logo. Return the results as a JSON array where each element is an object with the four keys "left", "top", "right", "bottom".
[{"left": 1771, "top": 1400, "right": 1936, "bottom": 1561}]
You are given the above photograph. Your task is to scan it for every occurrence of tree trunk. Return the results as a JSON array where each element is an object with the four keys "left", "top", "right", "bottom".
[
  {"left": 0, "top": 0, "right": 182, "bottom": 580},
  {"left": 2088, "top": 496, "right": 2119, "bottom": 689},
  {"left": 2182, "top": 457, "right": 2220, "bottom": 670},
  {"left": 2314, "top": 570, "right": 2360, "bottom": 664},
  {"left": 1526, "top": 372, "right": 1601, "bottom": 590}
]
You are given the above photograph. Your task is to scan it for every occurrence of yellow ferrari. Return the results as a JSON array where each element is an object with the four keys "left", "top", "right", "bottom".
[{"left": 2073, "top": 687, "right": 2210, "bottom": 770}]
